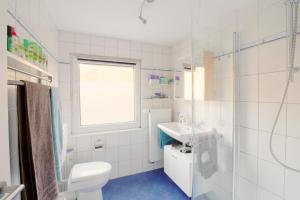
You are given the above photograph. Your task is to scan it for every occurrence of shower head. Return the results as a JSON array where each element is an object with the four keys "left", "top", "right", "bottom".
[
  {"left": 139, "top": 16, "right": 147, "bottom": 24},
  {"left": 139, "top": 0, "right": 154, "bottom": 24}
]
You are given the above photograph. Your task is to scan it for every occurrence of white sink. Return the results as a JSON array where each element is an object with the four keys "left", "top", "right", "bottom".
[{"left": 157, "top": 122, "right": 214, "bottom": 143}]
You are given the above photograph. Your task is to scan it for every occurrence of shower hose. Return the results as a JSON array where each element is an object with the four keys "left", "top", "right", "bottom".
[{"left": 269, "top": 0, "right": 300, "bottom": 173}]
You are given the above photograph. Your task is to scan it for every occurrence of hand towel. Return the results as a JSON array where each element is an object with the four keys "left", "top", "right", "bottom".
[
  {"left": 18, "top": 81, "right": 58, "bottom": 200},
  {"left": 50, "top": 87, "right": 64, "bottom": 181},
  {"left": 196, "top": 134, "right": 218, "bottom": 179},
  {"left": 159, "top": 129, "right": 175, "bottom": 149}
]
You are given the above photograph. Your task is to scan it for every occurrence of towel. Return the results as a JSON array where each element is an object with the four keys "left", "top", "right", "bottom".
[
  {"left": 17, "top": 81, "right": 58, "bottom": 200},
  {"left": 197, "top": 134, "right": 218, "bottom": 179},
  {"left": 159, "top": 129, "right": 175, "bottom": 149},
  {"left": 50, "top": 87, "right": 64, "bottom": 181}
]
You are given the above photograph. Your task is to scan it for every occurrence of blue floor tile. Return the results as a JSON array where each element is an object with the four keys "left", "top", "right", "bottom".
[{"left": 103, "top": 168, "right": 191, "bottom": 200}]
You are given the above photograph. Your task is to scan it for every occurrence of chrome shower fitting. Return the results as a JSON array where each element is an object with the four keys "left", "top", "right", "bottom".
[{"left": 139, "top": 0, "right": 155, "bottom": 24}]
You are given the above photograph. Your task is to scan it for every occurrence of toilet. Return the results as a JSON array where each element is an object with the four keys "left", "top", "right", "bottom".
[{"left": 67, "top": 161, "right": 112, "bottom": 200}]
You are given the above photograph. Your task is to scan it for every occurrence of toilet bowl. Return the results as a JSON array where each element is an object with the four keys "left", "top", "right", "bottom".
[{"left": 68, "top": 161, "right": 112, "bottom": 200}]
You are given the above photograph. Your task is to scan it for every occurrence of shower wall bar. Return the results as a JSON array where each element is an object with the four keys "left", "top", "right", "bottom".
[{"left": 215, "top": 31, "right": 300, "bottom": 59}]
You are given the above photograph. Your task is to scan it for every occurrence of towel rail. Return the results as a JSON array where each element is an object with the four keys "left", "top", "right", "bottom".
[{"left": 7, "top": 66, "right": 52, "bottom": 86}]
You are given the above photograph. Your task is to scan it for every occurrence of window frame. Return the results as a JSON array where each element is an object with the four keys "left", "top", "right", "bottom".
[{"left": 71, "top": 54, "right": 141, "bottom": 134}]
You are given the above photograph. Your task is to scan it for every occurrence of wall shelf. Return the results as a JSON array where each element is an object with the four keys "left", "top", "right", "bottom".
[{"left": 7, "top": 52, "right": 53, "bottom": 82}]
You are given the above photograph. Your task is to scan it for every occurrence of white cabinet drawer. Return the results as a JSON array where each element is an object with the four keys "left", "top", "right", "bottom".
[{"left": 164, "top": 145, "right": 193, "bottom": 197}]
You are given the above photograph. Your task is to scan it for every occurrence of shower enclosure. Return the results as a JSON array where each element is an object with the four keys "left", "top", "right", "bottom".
[
  {"left": 190, "top": 0, "right": 300, "bottom": 200},
  {"left": 190, "top": 0, "right": 240, "bottom": 199}
]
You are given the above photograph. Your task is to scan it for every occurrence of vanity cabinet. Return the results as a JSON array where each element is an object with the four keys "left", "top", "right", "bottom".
[{"left": 164, "top": 145, "right": 193, "bottom": 197}]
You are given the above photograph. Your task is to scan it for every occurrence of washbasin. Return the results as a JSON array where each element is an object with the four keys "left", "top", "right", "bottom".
[{"left": 157, "top": 122, "right": 214, "bottom": 143}]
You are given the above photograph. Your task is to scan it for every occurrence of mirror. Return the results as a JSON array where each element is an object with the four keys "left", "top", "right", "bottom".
[{"left": 174, "top": 51, "right": 214, "bottom": 101}]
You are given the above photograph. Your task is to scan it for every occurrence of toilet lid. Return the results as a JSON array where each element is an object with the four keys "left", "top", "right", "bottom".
[{"left": 70, "top": 162, "right": 112, "bottom": 183}]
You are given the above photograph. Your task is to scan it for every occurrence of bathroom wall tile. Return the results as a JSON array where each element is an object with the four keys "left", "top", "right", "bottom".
[
  {"left": 141, "top": 51, "right": 153, "bottom": 68},
  {"left": 240, "top": 102, "right": 259, "bottom": 129},
  {"left": 240, "top": 127, "right": 258, "bottom": 156},
  {"left": 257, "top": 188, "right": 283, "bottom": 200},
  {"left": 258, "top": 160, "right": 284, "bottom": 196},
  {"left": 76, "top": 136, "right": 92, "bottom": 151},
  {"left": 239, "top": 47, "right": 259, "bottom": 76},
  {"left": 239, "top": 153, "right": 258, "bottom": 183},
  {"left": 90, "top": 45, "right": 105, "bottom": 56},
  {"left": 105, "top": 46, "right": 118, "bottom": 57},
  {"left": 286, "top": 137, "right": 300, "bottom": 170},
  {"left": 259, "top": 39, "right": 287, "bottom": 73},
  {"left": 118, "top": 48, "right": 130, "bottom": 58},
  {"left": 240, "top": 75, "right": 259, "bottom": 102},
  {"left": 131, "top": 144, "right": 144, "bottom": 159},
  {"left": 287, "top": 104, "right": 300, "bottom": 138},
  {"left": 58, "top": 64, "right": 70, "bottom": 84},
  {"left": 106, "top": 133, "right": 119, "bottom": 148},
  {"left": 130, "top": 41, "right": 142, "bottom": 51},
  {"left": 76, "top": 151, "right": 93, "bottom": 164},
  {"left": 118, "top": 160, "right": 131, "bottom": 177},
  {"left": 105, "top": 38, "right": 118, "bottom": 48},
  {"left": 258, "top": 1, "right": 286, "bottom": 39},
  {"left": 130, "top": 49, "right": 142, "bottom": 60},
  {"left": 287, "top": 72, "right": 300, "bottom": 103},
  {"left": 58, "top": 42, "right": 74, "bottom": 62},
  {"left": 75, "top": 33, "right": 90, "bottom": 45},
  {"left": 258, "top": 131, "right": 285, "bottom": 164},
  {"left": 131, "top": 159, "right": 143, "bottom": 175},
  {"left": 237, "top": 177, "right": 257, "bottom": 200},
  {"left": 117, "top": 133, "right": 131, "bottom": 146},
  {"left": 90, "top": 35, "right": 105, "bottom": 46},
  {"left": 105, "top": 148, "right": 118, "bottom": 164},
  {"left": 285, "top": 170, "right": 300, "bottom": 200},
  {"left": 259, "top": 103, "right": 286, "bottom": 135},
  {"left": 118, "top": 39, "right": 130, "bottom": 50},
  {"left": 75, "top": 43, "right": 90, "bottom": 55},
  {"left": 59, "top": 31, "right": 75, "bottom": 43},
  {"left": 118, "top": 146, "right": 131, "bottom": 161},
  {"left": 259, "top": 72, "right": 287, "bottom": 103}
]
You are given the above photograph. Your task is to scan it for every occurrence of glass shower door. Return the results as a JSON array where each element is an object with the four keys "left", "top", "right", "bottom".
[{"left": 191, "top": 0, "right": 239, "bottom": 199}]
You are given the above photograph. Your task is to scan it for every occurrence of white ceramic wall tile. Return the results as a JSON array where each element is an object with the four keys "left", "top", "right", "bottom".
[
  {"left": 90, "top": 45, "right": 105, "bottom": 56},
  {"left": 259, "top": 72, "right": 287, "bottom": 103},
  {"left": 59, "top": 30, "right": 75, "bottom": 43},
  {"left": 258, "top": 160, "right": 284, "bottom": 196},
  {"left": 287, "top": 72, "right": 300, "bottom": 103},
  {"left": 76, "top": 136, "right": 92, "bottom": 151},
  {"left": 258, "top": 132, "right": 285, "bottom": 164},
  {"left": 90, "top": 35, "right": 105, "bottom": 46},
  {"left": 285, "top": 169, "right": 300, "bottom": 200},
  {"left": 258, "top": 1, "right": 286, "bottom": 39},
  {"left": 240, "top": 102, "right": 259, "bottom": 129},
  {"left": 259, "top": 103, "right": 286, "bottom": 135},
  {"left": 240, "top": 127, "right": 258, "bottom": 156},
  {"left": 239, "top": 47, "right": 259, "bottom": 76},
  {"left": 240, "top": 75, "right": 259, "bottom": 102},
  {"left": 75, "top": 33, "right": 90, "bottom": 45},
  {"left": 259, "top": 39, "right": 287, "bottom": 73},
  {"left": 238, "top": 177, "right": 257, "bottom": 200},
  {"left": 257, "top": 188, "right": 282, "bottom": 200},
  {"left": 287, "top": 104, "right": 300, "bottom": 138},
  {"left": 239, "top": 153, "right": 258, "bottom": 183},
  {"left": 286, "top": 137, "right": 300, "bottom": 169}
]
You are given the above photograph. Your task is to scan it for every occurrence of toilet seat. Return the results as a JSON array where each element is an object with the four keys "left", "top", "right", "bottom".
[{"left": 70, "top": 162, "right": 111, "bottom": 183}]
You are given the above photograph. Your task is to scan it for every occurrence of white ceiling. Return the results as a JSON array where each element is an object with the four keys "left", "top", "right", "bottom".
[{"left": 44, "top": 0, "right": 193, "bottom": 46}]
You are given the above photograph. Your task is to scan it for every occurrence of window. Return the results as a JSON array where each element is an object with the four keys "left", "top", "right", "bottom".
[{"left": 72, "top": 56, "right": 141, "bottom": 133}]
